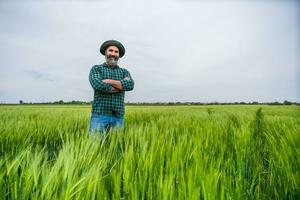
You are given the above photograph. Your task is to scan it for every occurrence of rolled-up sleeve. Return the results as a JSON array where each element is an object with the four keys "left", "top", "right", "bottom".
[
  {"left": 120, "top": 69, "right": 134, "bottom": 91},
  {"left": 89, "top": 65, "right": 113, "bottom": 93}
]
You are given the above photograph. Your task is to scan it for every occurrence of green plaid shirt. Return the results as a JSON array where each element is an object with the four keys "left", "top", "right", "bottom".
[{"left": 89, "top": 63, "right": 134, "bottom": 117}]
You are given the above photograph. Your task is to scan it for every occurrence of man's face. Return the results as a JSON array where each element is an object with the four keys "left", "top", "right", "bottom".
[{"left": 105, "top": 46, "right": 119, "bottom": 66}]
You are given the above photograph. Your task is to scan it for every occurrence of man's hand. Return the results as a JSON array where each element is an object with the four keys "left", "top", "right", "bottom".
[{"left": 108, "top": 87, "right": 120, "bottom": 93}]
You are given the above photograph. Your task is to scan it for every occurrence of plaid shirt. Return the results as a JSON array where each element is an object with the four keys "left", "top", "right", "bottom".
[{"left": 89, "top": 62, "right": 134, "bottom": 117}]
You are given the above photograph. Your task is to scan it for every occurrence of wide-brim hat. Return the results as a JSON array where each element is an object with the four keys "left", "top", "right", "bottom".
[{"left": 100, "top": 40, "right": 125, "bottom": 58}]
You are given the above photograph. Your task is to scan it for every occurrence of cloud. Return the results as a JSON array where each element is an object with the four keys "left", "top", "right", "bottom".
[
  {"left": 24, "top": 70, "right": 54, "bottom": 82},
  {"left": 0, "top": 0, "right": 299, "bottom": 103}
]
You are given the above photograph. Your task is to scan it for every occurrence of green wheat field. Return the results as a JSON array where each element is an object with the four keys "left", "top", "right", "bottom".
[{"left": 0, "top": 105, "right": 299, "bottom": 199}]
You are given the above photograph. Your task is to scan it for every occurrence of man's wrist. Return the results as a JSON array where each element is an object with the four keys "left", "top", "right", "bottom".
[{"left": 102, "top": 79, "right": 112, "bottom": 84}]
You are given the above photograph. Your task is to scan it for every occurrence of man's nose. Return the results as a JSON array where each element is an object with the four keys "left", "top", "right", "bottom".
[{"left": 109, "top": 52, "right": 116, "bottom": 56}]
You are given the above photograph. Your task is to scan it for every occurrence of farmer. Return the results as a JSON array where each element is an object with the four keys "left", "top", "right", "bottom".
[{"left": 89, "top": 40, "right": 134, "bottom": 134}]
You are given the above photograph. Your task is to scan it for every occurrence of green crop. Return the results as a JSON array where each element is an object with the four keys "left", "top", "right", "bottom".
[{"left": 0, "top": 105, "right": 299, "bottom": 199}]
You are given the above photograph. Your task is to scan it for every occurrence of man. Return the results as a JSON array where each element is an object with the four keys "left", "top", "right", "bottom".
[{"left": 89, "top": 40, "right": 134, "bottom": 134}]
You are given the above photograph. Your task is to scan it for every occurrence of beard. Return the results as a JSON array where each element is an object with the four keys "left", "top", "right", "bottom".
[{"left": 105, "top": 54, "right": 119, "bottom": 66}]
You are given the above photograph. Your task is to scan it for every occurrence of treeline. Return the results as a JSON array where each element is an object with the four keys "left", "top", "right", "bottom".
[
  {"left": 17, "top": 100, "right": 91, "bottom": 105},
  {"left": 126, "top": 100, "right": 299, "bottom": 106},
  {"left": 1, "top": 100, "right": 297, "bottom": 106}
]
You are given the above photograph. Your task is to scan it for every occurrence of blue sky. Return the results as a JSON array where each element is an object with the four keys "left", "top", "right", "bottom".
[{"left": 0, "top": 0, "right": 299, "bottom": 103}]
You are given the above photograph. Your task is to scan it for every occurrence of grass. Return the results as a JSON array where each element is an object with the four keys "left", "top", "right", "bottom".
[{"left": 0, "top": 105, "right": 299, "bottom": 199}]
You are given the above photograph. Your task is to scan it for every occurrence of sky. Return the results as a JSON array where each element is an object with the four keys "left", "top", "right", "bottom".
[{"left": 0, "top": 0, "right": 299, "bottom": 103}]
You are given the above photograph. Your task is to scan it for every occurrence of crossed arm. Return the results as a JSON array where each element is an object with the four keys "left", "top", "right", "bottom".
[
  {"left": 102, "top": 75, "right": 134, "bottom": 93},
  {"left": 89, "top": 66, "right": 134, "bottom": 94},
  {"left": 102, "top": 78, "right": 128, "bottom": 93}
]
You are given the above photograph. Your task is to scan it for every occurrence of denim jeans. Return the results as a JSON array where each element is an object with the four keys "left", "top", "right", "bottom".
[{"left": 89, "top": 113, "right": 124, "bottom": 134}]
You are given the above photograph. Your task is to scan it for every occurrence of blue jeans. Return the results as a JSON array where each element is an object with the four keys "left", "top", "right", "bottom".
[{"left": 89, "top": 113, "right": 124, "bottom": 134}]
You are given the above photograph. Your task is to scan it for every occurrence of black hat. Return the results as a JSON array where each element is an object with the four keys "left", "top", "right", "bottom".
[{"left": 100, "top": 40, "right": 125, "bottom": 58}]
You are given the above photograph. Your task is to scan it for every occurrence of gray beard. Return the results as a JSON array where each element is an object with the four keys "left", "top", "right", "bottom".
[{"left": 105, "top": 55, "right": 119, "bottom": 66}]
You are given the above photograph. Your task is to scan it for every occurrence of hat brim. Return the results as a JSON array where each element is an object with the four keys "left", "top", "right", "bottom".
[{"left": 100, "top": 40, "right": 125, "bottom": 58}]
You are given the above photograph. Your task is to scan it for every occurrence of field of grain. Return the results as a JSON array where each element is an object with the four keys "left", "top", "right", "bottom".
[{"left": 0, "top": 105, "right": 299, "bottom": 199}]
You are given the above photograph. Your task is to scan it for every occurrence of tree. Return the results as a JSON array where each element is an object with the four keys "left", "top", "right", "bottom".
[{"left": 283, "top": 100, "right": 292, "bottom": 105}]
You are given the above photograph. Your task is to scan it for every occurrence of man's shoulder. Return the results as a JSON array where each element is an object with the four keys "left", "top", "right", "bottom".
[
  {"left": 91, "top": 64, "right": 105, "bottom": 70},
  {"left": 118, "top": 66, "right": 130, "bottom": 73}
]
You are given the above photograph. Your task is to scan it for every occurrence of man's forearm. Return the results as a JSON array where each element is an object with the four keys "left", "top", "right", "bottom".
[
  {"left": 102, "top": 79, "right": 123, "bottom": 90},
  {"left": 109, "top": 80, "right": 123, "bottom": 90}
]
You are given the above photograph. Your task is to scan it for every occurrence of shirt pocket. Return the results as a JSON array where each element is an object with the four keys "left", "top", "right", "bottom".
[
  {"left": 100, "top": 68, "right": 112, "bottom": 79},
  {"left": 115, "top": 69, "right": 124, "bottom": 80}
]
